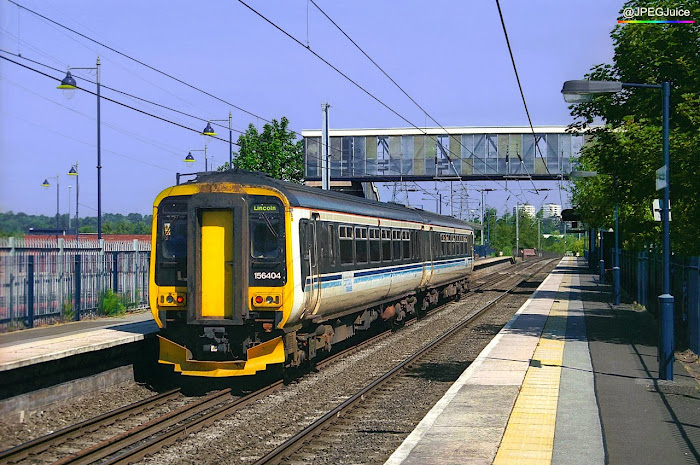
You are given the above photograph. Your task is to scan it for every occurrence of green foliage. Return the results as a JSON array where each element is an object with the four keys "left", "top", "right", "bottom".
[
  {"left": 98, "top": 289, "right": 126, "bottom": 316},
  {"left": 0, "top": 212, "right": 152, "bottom": 236},
  {"left": 62, "top": 295, "right": 75, "bottom": 322},
  {"left": 220, "top": 117, "right": 304, "bottom": 182},
  {"left": 569, "top": 0, "right": 700, "bottom": 254}
]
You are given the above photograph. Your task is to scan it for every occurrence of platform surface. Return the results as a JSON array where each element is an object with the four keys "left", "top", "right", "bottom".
[
  {"left": 0, "top": 311, "right": 157, "bottom": 372},
  {"left": 386, "top": 257, "right": 700, "bottom": 465}
]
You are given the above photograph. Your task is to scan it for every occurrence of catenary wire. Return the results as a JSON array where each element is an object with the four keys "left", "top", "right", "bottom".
[
  {"left": 235, "top": 0, "right": 529, "bottom": 204},
  {"left": 5, "top": 0, "right": 273, "bottom": 124},
  {"left": 494, "top": 0, "right": 551, "bottom": 176},
  {"left": 308, "top": 0, "right": 533, "bottom": 199}
]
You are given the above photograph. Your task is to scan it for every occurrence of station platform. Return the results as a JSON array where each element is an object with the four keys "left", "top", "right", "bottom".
[
  {"left": 386, "top": 257, "right": 700, "bottom": 465},
  {"left": 0, "top": 311, "right": 157, "bottom": 372}
]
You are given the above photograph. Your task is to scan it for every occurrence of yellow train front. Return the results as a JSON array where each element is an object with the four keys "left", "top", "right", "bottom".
[{"left": 150, "top": 170, "right": 474, "bottom": 377}]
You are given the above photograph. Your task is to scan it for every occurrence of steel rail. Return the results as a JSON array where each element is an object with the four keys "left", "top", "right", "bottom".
[
  {"left": 252, "top": 259, "right": 555, "bottom": 464},
  {"left": 2, "top": 258, "right": 544, "bottom": 465},
  {"left": 52, "top": 388, "right": 232, "bottom": 465},
  {"left": 0, "top": 388, "right": 181, "bottom": 464},
  {"left": 84, "top": 259, "right": 545, "bottom": 464}
]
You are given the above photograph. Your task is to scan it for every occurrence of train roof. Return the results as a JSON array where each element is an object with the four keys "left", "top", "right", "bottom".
[{"left": 184, "top": 170, "right": 473, "bottom": 231}]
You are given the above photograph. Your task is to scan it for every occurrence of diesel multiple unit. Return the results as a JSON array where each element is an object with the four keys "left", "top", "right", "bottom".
[{"left": 150, "top": 170, "right": 474, "bottom": 377}]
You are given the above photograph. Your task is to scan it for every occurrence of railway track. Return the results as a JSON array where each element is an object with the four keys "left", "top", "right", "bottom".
[
  {"left": 0, "top": 258, "right": 550, "bottom": 465},
  {"left": 252, "top": 258, "right": 555, "bottom": 465}
]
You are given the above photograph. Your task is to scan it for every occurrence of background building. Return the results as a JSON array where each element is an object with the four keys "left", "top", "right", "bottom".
[
  {"left": 540, "top": 203, "right": 562, "bottom": 219},
  {"left": 513, "top": 204, "right": 536, "bottom": 217}
]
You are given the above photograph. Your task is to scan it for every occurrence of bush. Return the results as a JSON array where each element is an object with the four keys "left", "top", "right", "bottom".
[{"left": 99, "top": 289, "right": 126, "bottom": 316}]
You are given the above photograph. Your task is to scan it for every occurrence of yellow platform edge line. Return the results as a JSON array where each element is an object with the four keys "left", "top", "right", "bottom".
[{"left": 493, "top": 274, "right": 572, "bottom": 465}]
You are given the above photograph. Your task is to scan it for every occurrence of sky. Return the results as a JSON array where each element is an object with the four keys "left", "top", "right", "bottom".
[{"left": 0, "top": 0, "right": 626, "bottom": 219}]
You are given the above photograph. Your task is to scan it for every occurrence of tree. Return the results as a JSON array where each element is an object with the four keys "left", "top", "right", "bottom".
[
  {"left": 569, "top": 0, "right": 700, "bottom": 254},
  {"left": 219, "top": 117, "right": 304, "bottom": 183}
]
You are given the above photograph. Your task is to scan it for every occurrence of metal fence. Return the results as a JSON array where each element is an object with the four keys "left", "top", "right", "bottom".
[
  {"left": 0, "top": 237, "right": 151, "bottom": 331},
  {"left": 619, "top": 250, "right": 700, "bottom": 353}
]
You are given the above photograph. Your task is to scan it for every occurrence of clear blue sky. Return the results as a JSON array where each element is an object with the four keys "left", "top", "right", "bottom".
[{"left": 0, "top": 0, "right": 624, "bottom": 218}]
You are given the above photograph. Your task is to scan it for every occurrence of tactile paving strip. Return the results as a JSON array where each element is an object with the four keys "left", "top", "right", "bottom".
[{"left": 493, "top": 275, "right": 570, "bottom": 465}]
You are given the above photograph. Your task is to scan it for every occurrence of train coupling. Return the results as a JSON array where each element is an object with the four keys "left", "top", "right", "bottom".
[{"left": 201, "top": 327, "right": 230, "bottom": 354}]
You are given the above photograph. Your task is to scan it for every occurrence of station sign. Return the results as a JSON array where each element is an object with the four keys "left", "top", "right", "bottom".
[
  {"left": 652, "top": 199, "right": 672, "bottom": 221},
  {"left": 656, "top": 165, "right": 668, "bottom": 191}
]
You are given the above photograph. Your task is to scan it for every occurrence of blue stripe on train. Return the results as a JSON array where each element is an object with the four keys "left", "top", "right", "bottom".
[{"left": 305, "top": 258, "right": 469, "bottom": 289}]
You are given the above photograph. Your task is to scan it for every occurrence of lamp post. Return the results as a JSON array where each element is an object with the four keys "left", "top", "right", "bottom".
[
  {"left": 515, "top": 202, "right": 520, "bottom": 255},
  {"left": 41, "top": 175, "right": 60, "bottom": 232},
  {"left": 68, "top": 185, "right": 72, "bottom": 231},
  {"left": 68, "top": 163, "right": 79, "bottom": 243},
  {"left": 477, "top": 189, "right": 495, "bottom": 245},
  {"left": 185, "top": 145, "right": 209, "bottom": 171},
  {"left": 58, "top": 58, "right": 102, "bottom": 240},
  {"left": 202, "top": 113, "right": 233, "bottom": 169},
  {"left": 422, "top": 195, "right": 442, "bottom": 214},
  {"left": 563, "top": 79, "right": 673, "bottom": 380}
]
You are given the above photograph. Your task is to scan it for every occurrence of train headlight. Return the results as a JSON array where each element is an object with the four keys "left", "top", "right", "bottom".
[
  {"left": 252, "top": 293, "right": 281, "bottom": 307},
  {"left": 159, "top": 292, "right": 186, "bottom": 307}
]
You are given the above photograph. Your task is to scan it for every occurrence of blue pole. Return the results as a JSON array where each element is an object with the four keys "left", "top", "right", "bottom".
[
  {"left": 613, "top": 203, "right": 620, "bottom": 305},
  {"left": 599, "top": 229, "right": 605, "bottom": 284},
  {"left": 658, "top": 81, "right": 674, "bottom": 380}
]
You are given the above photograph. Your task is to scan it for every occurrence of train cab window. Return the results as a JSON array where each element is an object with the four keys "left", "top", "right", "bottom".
[
  {"left": 251, "top": 214, "right": 281, "bottom": 259},
  {"left": 369, "top": 228, "right": 381, "bottom": 263},
  {"left": 156, "top": 196, "right": 188, "bottom": 286},
  {"left": 339, "top": 225, "right": 354, "bottom": 265},
  {"left": 402, "top": 230, "right": 411, "bottom": 259},
  {"left": 355, "top": 227, "right": 368, "bottom": 264},
  {"left": 381, "top": 229, "right": 392, "bottom": 262},
  {"left": 392, "top": 230, "right": 402, "bottom": 261}
]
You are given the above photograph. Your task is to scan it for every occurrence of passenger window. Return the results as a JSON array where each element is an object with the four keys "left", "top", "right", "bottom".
[
  {"left": 402, "top": 230, "right": 411, "bottom": 259},
  {"left": 381, "top": 229, "right": 391, "bottom": 262},
  {"left": 340, "top": 225, "right": 354, "bottom": 265},
  {"left": 369, "top": 228, "right": 381, "bottom": 263},
  {"left": 355, "top": 227, "right": 368, "bottom": 264},
  {"left": 392, "top": 230, "right": 402, "bottom": 261}
]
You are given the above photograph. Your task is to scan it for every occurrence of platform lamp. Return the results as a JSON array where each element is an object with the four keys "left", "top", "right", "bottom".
[
  {"left": 202, "top": 113, "right": 233, "bottom": 169},
  {"left": 477, "top": 189, "right": 495, "bottom": 245},
  {"left": 68, "top": 163, "right": 79, "bottom": 243},
  {"left": 563, "top": 79, "right": 673, "bottom": 380},
  {"left": 41, "top": 175, "right": 60, "bottom": 232},
  {"left": 185, "top": 145, "right": 208, "bottom": 171},
  {"left": 58, "top": 58, "right": 103, "bottom": 241}
]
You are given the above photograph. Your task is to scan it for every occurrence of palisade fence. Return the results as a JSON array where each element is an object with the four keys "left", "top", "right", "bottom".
[
  {"left": 619, "top": 250, "right": 700, "bottom": 353},
  {"left": 0, "top": 237, "right": 151, "bottom": 332}
]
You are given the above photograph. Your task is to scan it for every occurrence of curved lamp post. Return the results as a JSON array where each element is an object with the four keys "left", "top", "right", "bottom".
[
  {"left": 202, "top": 113, "right": 233, "bottom": 169},
  {"left": 185, "top": 145, "right": 208, "bottom": 171},
  {"left": 68, "top": 163, "right": 79, "bottom": 243},
  {"left": 563, "top": 79, "right": 673, "bottom": 380},
  {"left": 41, "top": 175, "right": 60, "bottom": 232},
  {"left": 58, "top": 58, "right": 102, "bottom": 241}
]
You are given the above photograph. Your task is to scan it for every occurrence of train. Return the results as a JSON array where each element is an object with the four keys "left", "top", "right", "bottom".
[{"left": 149, "top": 170, "right": 475, "bottom": 377}]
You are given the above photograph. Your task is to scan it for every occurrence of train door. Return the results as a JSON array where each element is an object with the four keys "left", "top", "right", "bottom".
[
  {"left": 188, "top": 194, "right": 248, "bottom": 325},
  {"left": 302, "top": 213, "right": 322, "bottom": 315},
  {"left": 421, "top": 227, "right": 435, "bottom": 288}
]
